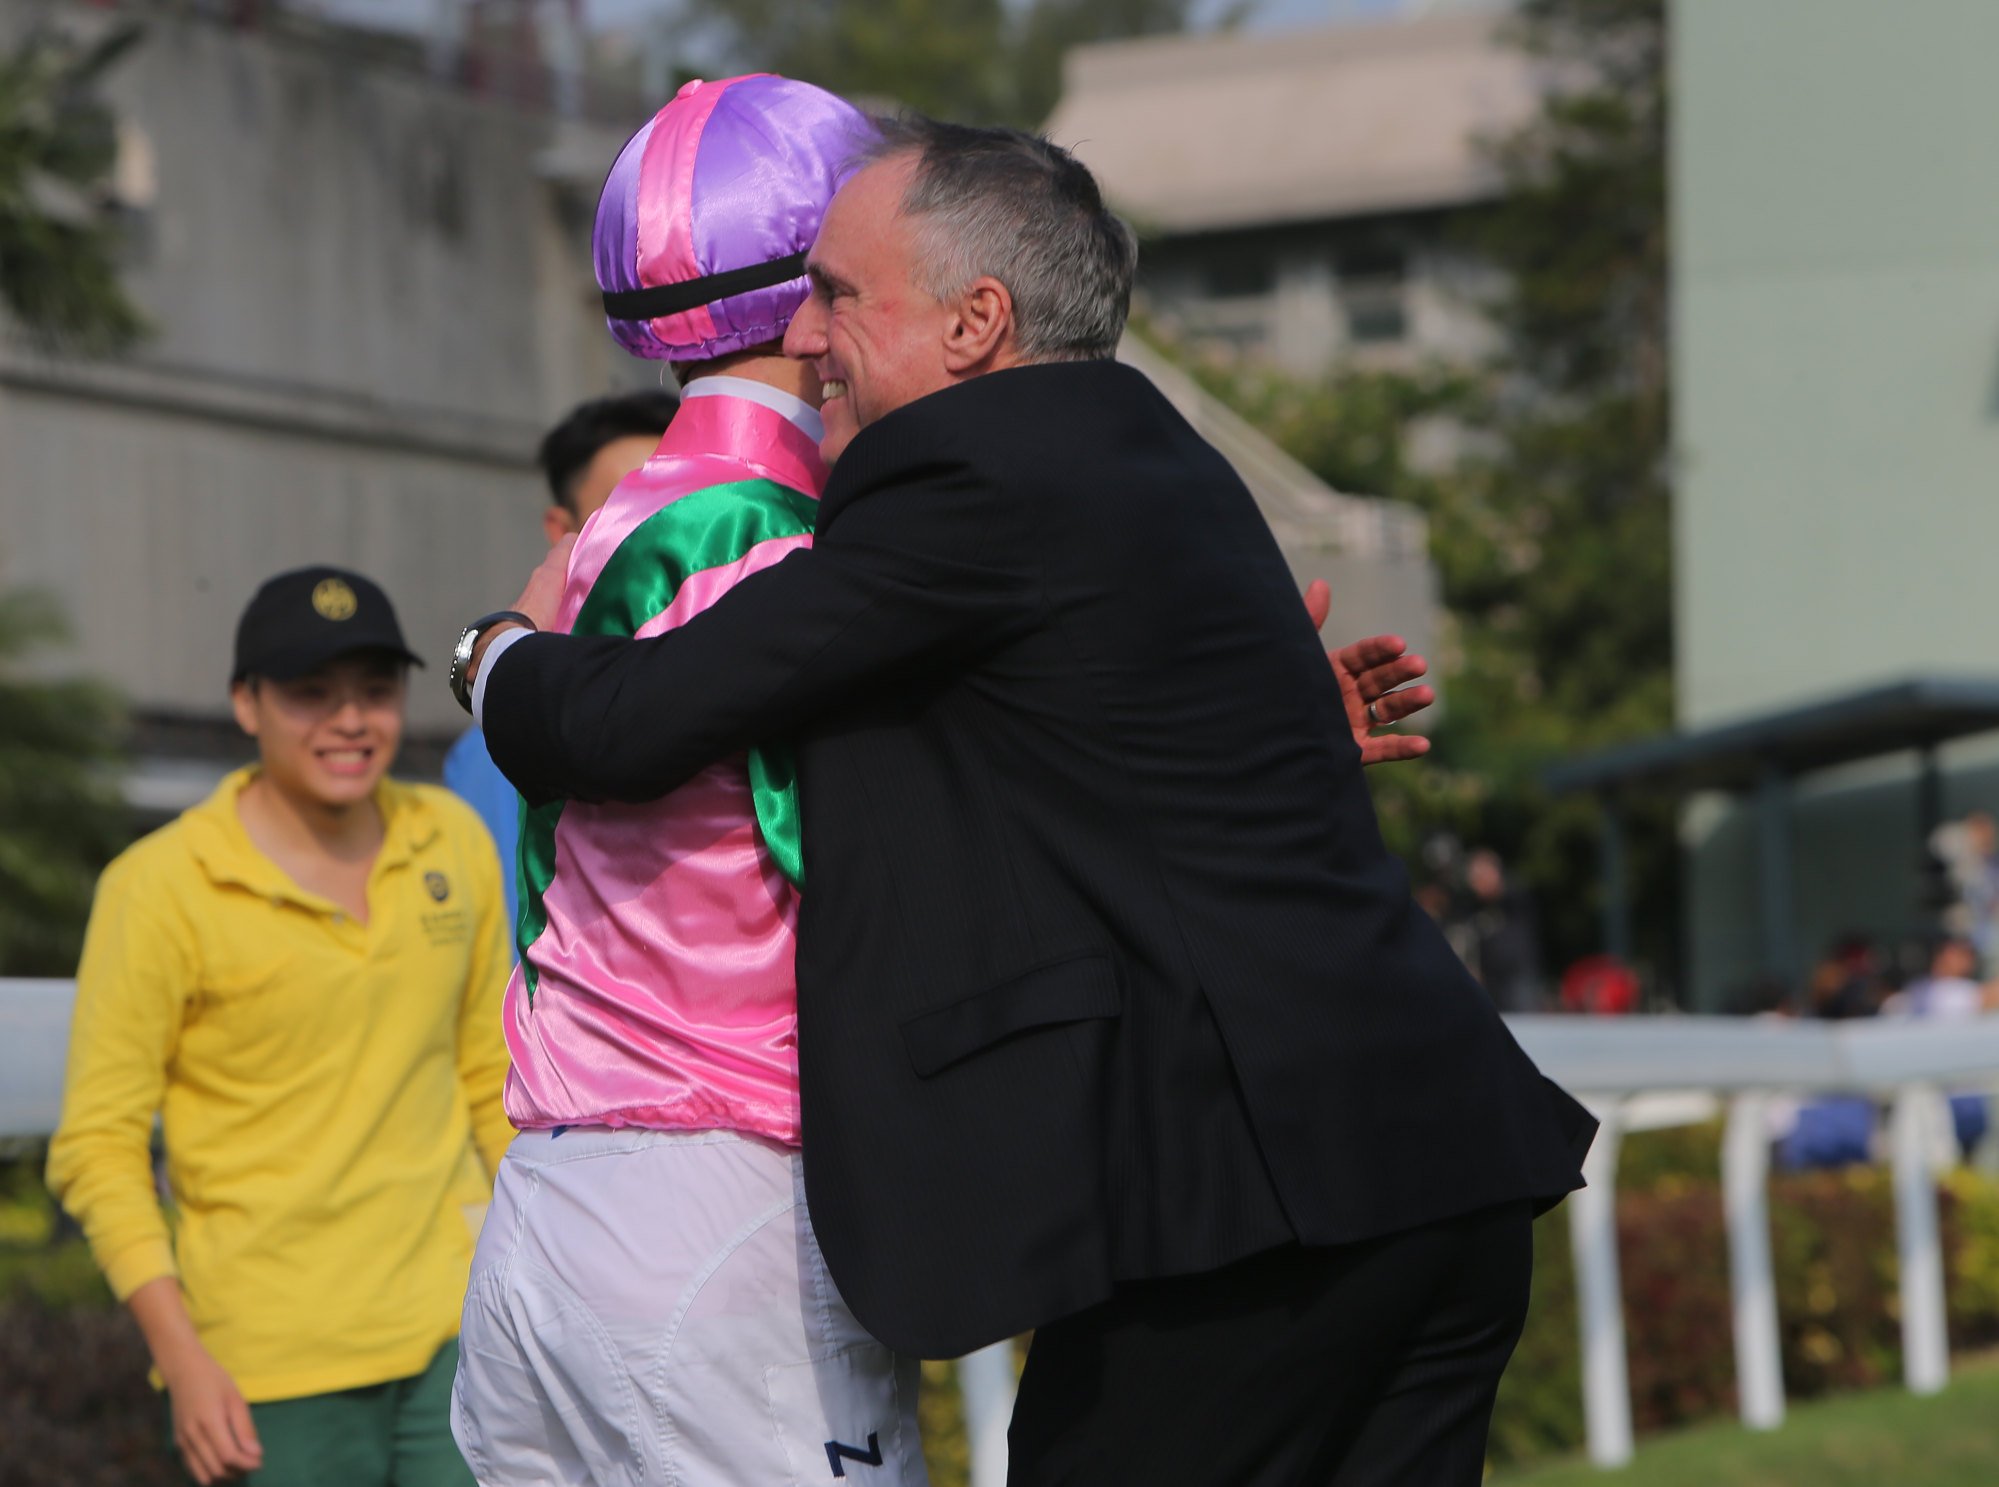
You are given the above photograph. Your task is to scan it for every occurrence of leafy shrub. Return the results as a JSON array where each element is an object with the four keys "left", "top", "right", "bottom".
[
  {"left": 1769, "top": 1169, "right": 1902, "bottom": 1395},
  {"left": 1488, "top": 1126, "right": 1999, "bottom": 1470},
  {"left": 1615, "top": 1119, "right": 1722, "bottom": 1192},
  {"left": 0, "top": 1299, "right": 178, "bottom": 1487}
]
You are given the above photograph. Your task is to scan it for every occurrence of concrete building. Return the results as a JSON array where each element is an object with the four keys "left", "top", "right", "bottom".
[
  {"left": 0, "top": 5, "right": 637, "bottom": 812},
  {"left": 1667, "top": 0, "right": 1999, "bottom": 1004},
  {"left": 0, "top": 6, "right": 1437, "bottom": 822},
  {"left": 1044, "top": 10, "right": 1536, "bottom": 375}
]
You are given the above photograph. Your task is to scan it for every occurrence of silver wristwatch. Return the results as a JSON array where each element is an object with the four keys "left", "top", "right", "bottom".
[{"left": 449, "top": 611, "right": 536, "bottom": 715}]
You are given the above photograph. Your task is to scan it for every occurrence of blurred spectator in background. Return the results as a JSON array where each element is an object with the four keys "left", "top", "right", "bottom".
[
  {"left": 442, "top": 390, "right": 679, "bottom": 929},
  {"left": 1464, "top": 847, "right": 1547, "bottom": 1012},
  {"left": 1807, "top": 933, "right": 1885, "bottom": 1020},
  {"left": 1558, "top": 955, "right": 1639, "bottom": 1016},
  {"left": 529, "top": 391, "right": 681, "bottom": 548},
  {"left": 1771, "top": 940, "right": 1884, "bottom": 1170},
  {"left": 1883, "top": 935, "right": 1992, "bottom": 1021},
  {"left": 47, "top": 568, "right": 512, "bottom": 1487},
  {"left": 1935, "top": 810, "right": 1999, "bottom": 975},
  {"left": 1776, "top": 1094, "right": 1877, "bottom": 1172},
  {"left": 1416, "top": 832, "right": 1480, "bottom": 969},
  {"left": 1882, "top": 935, "right": 1995, "bottom": 1158}
]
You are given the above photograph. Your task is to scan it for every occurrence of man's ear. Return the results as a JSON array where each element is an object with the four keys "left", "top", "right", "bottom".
[
  {"left": 230, "top": 680, "right": 261, "bottom": 739},
  {"left": 942, "top": 276, "right": 1014, "bottom": 375},
  {"left": 543, "top": 505, "right": 579, "bottom": 546}
]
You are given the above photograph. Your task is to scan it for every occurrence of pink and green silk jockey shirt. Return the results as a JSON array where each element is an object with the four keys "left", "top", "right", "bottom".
[{"left": 501, "top": 381, "right": 825, "bottom": 1142}]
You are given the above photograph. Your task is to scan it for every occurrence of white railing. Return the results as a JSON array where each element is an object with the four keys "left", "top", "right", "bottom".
[
  {"left": 1508, "top": 1013, "right": 1999, "bottom": 1469},
  {"left": 0, "top": 979, "right": 75, "bottom": 1140},
  {"left": 10, "top": 981, "right": 1994, "bottom": 1478}
]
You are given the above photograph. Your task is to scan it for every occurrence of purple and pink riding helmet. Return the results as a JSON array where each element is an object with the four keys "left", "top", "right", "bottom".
[{"left": 594, "top": 74, "right": 877, "bottom": 363}]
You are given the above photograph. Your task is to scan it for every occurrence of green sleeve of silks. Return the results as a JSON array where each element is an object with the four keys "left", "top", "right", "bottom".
[{"left": 748, "top": 743, "right": 804, "bottom": 892}]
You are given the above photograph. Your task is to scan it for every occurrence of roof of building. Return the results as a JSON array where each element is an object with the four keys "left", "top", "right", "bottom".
[
  {"left": 1116, "top": 333, "right": 1428, "bottom": 562},
  {"left": 1044, "top": 11, "right": 1542, "bottom": 236},
  {"left": 1545, "top": 677, "right": 1999, "bottom": 796}
]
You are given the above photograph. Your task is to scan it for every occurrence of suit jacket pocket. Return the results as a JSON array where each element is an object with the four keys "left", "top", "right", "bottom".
[{"left": 900, "top": 952, "right": 1121, "bottom": 1078}]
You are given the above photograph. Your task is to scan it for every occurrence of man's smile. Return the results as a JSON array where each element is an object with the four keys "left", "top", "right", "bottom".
[{"left": 316, "top": 745, "right": 376, "bottom": 776}]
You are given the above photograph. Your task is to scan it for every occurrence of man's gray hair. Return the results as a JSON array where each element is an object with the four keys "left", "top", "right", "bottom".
[{"left": 860, "top": 115, "right": 1138, "bottom": 364}]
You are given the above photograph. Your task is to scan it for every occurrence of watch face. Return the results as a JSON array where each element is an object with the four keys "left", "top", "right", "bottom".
[{"left": 449, "top": 625, "right": 479, "bottom": 710}]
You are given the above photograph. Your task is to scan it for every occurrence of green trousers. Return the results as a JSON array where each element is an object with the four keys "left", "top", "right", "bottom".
[{"left": 177, "top": 1342, "right": 473, "bottom": 1487}]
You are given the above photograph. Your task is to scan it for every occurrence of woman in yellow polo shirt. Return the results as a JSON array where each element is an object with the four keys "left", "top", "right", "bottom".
[{"left": 48, "top": 567, "right": 512, "bottom": 1487}]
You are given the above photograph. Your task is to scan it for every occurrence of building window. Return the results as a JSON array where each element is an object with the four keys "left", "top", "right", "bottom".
[
  {"left": 1339, "top": 246, "right": 1407, "bottom": 346},
  {"left": 108, "top": 121, "right": 160, "bottom": 266},
  {"left": 1202, "top": 256, "right": 1277, "bottom": 301}
]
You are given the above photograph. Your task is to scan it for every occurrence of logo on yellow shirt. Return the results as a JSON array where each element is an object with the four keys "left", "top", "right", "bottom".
[{"left": 424, "top": 871, "right": 451, "bottom": 902}]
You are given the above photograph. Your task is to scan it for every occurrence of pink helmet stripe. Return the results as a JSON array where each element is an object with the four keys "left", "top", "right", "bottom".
[{"left": 635, "top": 78, "right": 747, "bottom": 352}]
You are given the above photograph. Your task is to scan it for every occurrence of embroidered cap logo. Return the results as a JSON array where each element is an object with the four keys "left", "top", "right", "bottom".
[{"left": 312, "top": 578, "right": 359, "bottom": 621}]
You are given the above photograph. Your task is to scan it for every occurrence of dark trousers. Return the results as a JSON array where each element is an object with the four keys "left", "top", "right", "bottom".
[{"left": 1006, "top": 1201, "right": 1533, "bottom": 1487}]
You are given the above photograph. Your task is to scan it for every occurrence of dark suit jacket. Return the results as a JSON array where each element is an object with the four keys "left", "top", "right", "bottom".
[{"left": 484, "top": 360, "right": 1595, "bottom": 1358}]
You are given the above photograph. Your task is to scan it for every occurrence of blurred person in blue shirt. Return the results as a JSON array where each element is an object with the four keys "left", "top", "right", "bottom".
[
  {"left": 443, "top": 391, "right": 678, "bottom": 930},
  {"left": 1883, "top": 934, "right": 1996, "bottom": 1158}
]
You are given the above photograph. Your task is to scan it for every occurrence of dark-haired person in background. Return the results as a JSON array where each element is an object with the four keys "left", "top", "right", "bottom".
[
  {"left": 466, "top": 118, "right": 1582, "bottom": 1485},
  {"left": 529, "top": 389, "right": 683, "bottom": 547},
  {"left": 442, "top": 389, "right": 678, "bottom": 925}
]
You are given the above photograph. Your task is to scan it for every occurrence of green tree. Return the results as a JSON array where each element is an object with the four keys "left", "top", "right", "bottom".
[
  {"left": 671, "top": 0, "right": 1200, "bottom": 126},
  {"left": 0, "top": 591, "right": 127, "bottom": 976},
  {"left": 1458, "top": 0, "right": 1670, "bottom": 739},
  {"left": 0, "top": 21, "right": 148, "bottom": 353},
  {"left": 0, "top": 22, "right": 144, "bottom": 974},
  {"left": 1444, "top": 0, "right": 1672, "bottom": 982},
  {"left": 1188, "top": 0, "right": 1672, "bottom": 985}
]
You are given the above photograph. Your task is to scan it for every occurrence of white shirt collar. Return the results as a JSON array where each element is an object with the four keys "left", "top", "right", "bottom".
[{"left": 680, "top": 375, "right": 824, "bottom": 444}]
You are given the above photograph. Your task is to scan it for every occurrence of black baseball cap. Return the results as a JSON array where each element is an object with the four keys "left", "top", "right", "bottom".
[{"left": 231, "top": 565, "right": 424, "bottom": 683}]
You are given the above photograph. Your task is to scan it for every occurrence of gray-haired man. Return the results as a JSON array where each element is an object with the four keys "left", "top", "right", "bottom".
[{"left": 467, "top": 115, "right": 1589, "bottom": 1486}]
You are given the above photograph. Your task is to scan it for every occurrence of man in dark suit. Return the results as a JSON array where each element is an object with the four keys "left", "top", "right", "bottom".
[{"left": 461, "top": 115, "right": 1593, "bottom": 1486}]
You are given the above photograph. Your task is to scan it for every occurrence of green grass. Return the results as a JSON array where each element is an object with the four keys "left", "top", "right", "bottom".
[
  {"left": 1494, "top": 1351, "right": 1999, "bottom": 1486},
  {"left": 0, "top": 1151, "right": 116, "bottom": 1309}
]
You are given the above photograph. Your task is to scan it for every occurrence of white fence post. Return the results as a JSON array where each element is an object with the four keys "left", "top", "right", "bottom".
[
  {"left": 1569, "top": 1100, "right": 1632, "bottom": 1468},
  {"left": 1890, "top": 1083, "right": 1951, "bottom": 1396},
  {"left": 1722, "top": 1092, "right": 1785, "bottom": 1429},
  {"left": 957, "top": 1340, "right": 1016, "bottom": 1487}
]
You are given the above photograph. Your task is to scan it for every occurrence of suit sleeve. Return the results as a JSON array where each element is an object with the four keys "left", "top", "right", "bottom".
[{"left": 483, "top": 452, "right": 1038, "bottom": 807}]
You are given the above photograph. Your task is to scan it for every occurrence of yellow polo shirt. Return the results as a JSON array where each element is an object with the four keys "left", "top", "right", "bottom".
[{"left": 47, "top": 768, "right": 514, "bottom": 1402}]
